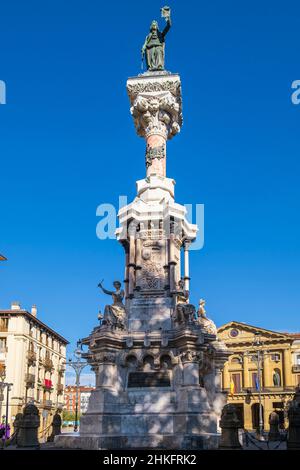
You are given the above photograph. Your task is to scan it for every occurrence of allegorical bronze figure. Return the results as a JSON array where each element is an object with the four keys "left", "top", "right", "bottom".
[{"left": 141, "top": 6, "right": 171, "bottom": 71}]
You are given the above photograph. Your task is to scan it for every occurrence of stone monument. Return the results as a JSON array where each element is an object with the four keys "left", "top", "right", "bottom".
[{"left": 56, "top": 6, "right": 229, "bottom": 450}]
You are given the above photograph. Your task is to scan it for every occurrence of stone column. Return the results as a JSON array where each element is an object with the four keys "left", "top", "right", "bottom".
[
  {"left": 127, "top": 74, "right": 182, "bottom": 178},
  {"left": 283, "top": 348, "right": 293, "bottom": 387},
  {"left": 128, "top": 233, "right": 136, "bottom": 298},
  {"left": 215, "top": 367, "right": 223, "bottom": 392},
  {"left": 243, "top": 354, "right": 250, "bottom": 389},
  {"left": 145, "top": 136, "right": 166, "bottom": 177},
  {"left": 263, "top": 354, "right": 272, "bottom": 388},
  {"left": 181, "top": 352, "right": 200, "bottom": 386},
  {"left": 223, "top": 361, "right": 230, "bottom": 390},
  {"left": 96, "top": 355, "right": 118, "bottom": 391},
  {"left": 263, "top": 355, "right": 268, "bottom": 388},
  {"left": 169, "top": 234, "right": 176, "bottom": 292},
  {"left": 263, "top": 399, "right": 272, "bottom": 431},
  {"left": 124, "top": 247, "right": 129, "bottom": 298},
  {"left": 183, "top": 241, "right": 191, "bottom": 293},
  {"left": 135, "top": 236, "right": 142, "bottom": 291},
  {"left": 244, "top": 403, "right": 252, "bottom": 430}
]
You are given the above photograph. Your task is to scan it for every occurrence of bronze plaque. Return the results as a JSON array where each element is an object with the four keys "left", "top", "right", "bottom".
[{"left": 128, "top": 371, "right": 171, "bottom": 388}]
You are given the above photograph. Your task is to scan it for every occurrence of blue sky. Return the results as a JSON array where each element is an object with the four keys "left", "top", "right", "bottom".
[{"left": 1, "top": 0, "right": 300, "bottom": 383}]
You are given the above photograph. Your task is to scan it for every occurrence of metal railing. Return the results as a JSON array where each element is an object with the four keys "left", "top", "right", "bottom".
[
  {"left": 42, "top": 399, "right": 52, "bottom": 409},
  {"left": 223, "top": 386, "right": 296, "bottom": 394},
  {"left": 43, "top": 358, "right": 54, "bottom": 370},
  {"left": 25, "top": 373, "right": 35, "bottom": 385},
  {"left": 27, "top": 350, "right": 37, "bottom": 363}
]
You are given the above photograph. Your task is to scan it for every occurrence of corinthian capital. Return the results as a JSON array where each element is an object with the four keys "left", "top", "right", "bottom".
[{"left": 127, "top": 73, "right": 183, "bottom": 141}]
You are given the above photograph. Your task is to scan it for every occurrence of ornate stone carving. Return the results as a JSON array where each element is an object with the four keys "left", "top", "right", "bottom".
[
  {"left": 96, "top": 352, "right": 116, "bottom": 364},
  {"left": 145, "top": 144, "right": 165, "bottom": 167},
  {"left": 180, "top": 350, "right": 202, "bottom": 364},
  {"left": 127, "top": 79, "right": 181, "bottom": 97},
  {"left": 196, "top": 299, "right": 217, "bottom": 336},
  {"left": 140, "top": 258, "right": 164, "bottom": 290},
  {"left": 98, "top": 281, "right": 127, "bottom": 330},
  {"left": 172, "top": 303, "right": 196, "bottom": 325},
  {"left": 130, "top": 93, "right": 181, "bottom": 140},
  {"left": 172, "top": 284, "right": 196, "bottom": 326}
]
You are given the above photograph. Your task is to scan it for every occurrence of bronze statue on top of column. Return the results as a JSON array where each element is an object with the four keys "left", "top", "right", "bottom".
[{"left": 141, "top": 6, "right": 171, "bottom": 71}]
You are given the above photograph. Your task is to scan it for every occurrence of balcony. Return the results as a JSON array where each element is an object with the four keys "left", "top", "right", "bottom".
[
  {"left": 57, "top": 383, "right": 64, "bottom": 394},
  {"left": 58, "top": 366, "right": 66, "bottom": 376},
  {"left": 223, "top": 386, "right": 296, "bottom": 395},
  {"left": 42, "top": 400, "right": 52, "bottom": 410},
  {"left": 292, "top": 365, "right": 300, "bottom": 373},
  {"left": 27, "top": 350, "right": 36, "bottom": 364},
  {"left": 25, "top": 373, "right": 35, "bottom": 386},
  {"left": 43, "top": 358, "right": 54, "bottom": 371},
  {"left": 43, "top": 379, "right": 53, "bottom": 390}
]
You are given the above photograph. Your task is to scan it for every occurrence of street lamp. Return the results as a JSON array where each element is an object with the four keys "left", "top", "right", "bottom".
[
  {"left": 67, "top": 342, "right": 87, "bottom": 433},
  {"left": 253, "top": 332, "right": 264, "bottom": 438},
  {"left": 0, "top": 368, "right": 6, "bottom": 418},
  {"left": 0, "top": 368, "right": 13, "bottom": 444},
  {"left": 244, "top": 332, "right": 275, "bottom": 439}
]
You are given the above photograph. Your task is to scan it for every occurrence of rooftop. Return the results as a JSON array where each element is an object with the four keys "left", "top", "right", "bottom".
[{"left": 0, "top": 305, "right": 69, "bottom": 345}]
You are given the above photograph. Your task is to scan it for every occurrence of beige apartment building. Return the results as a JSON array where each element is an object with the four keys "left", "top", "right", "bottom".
[{"left": 0, "top": 302, "right": 68, "bottom": 437}]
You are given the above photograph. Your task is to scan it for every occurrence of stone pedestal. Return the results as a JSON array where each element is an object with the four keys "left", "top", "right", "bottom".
[
  {"left": 287, "top": 387, "right": 300, "bottom": 449},
  {"left": 219, "top": 404, "right": 242, "bottom": 449},
  {"left": 55, "top": 71, "right": 229, "bottom": 450},
  {"left": 268, "top": 412, "right": 280, "bottom": 441}
]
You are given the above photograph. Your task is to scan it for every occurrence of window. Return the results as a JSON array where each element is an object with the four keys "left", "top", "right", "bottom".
[
  {"left": 0, "top": 318, "right": 8, "bottom": 332},
  {"left": 252, "top": 372, "right": 260, "bottom": 390},
  {"left": 271, "top": 353, "right": 280, "bottom": 362},
  {"left": 0, "top": 338, "right": 7, "bottom": 351},
  {"left": 231, "top": 373, "right": 242, "bottom": 392},
  {"left": 297, "top": 375, "right": 300, "bottom": 386},
  {"left": 230, "top": 329, "right": 239, "bottom": 338},
  {"left": 296, "top": 355, "right": 300, "bottom": 366}
]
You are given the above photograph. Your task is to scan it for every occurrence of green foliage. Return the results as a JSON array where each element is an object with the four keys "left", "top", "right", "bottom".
[{"left": 62, "top": 410, "right": 81, "bottom": 422}]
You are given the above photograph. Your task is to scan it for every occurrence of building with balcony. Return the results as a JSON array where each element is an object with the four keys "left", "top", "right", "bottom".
[
  {"left": 64, "top": 385, "right": 95, "bottom": 416},
  {"left": 218, "top": 321, "right": 300, "bottom": 431},
  {"left": 0, "top": 302, "right": 68, "bottom": 436}
]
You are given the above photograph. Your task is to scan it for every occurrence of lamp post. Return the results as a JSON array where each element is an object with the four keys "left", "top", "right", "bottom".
[
  {"left": 0, "top": 368, "right": 5, "bottom": 420},
  {"left": 0, "top": 368, "right": 13, "bottom": 443},
  {"left": 253, "top": 332, "right": 264, "bottom": 438},
  {"left": 67, "top": 343, "right": 87, "bottom": 433}
]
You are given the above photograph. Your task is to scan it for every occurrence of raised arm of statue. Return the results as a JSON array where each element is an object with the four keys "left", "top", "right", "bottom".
[
  {"left": 162, "top": 17, "right": 171, "bottom": 38},
  {"left": 98, "top": 282, "right": 114, "bottom": 296}
]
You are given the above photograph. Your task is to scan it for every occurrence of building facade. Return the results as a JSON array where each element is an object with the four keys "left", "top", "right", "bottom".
[
  {"left": 0, "top": 302, "right": 68, "bottom": 436},
  {"left": 218, "top": 321, "right": 300, "bottom": 431},
  {"left": 64, "top": 386, "right": 95, "bottom": 415}
]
